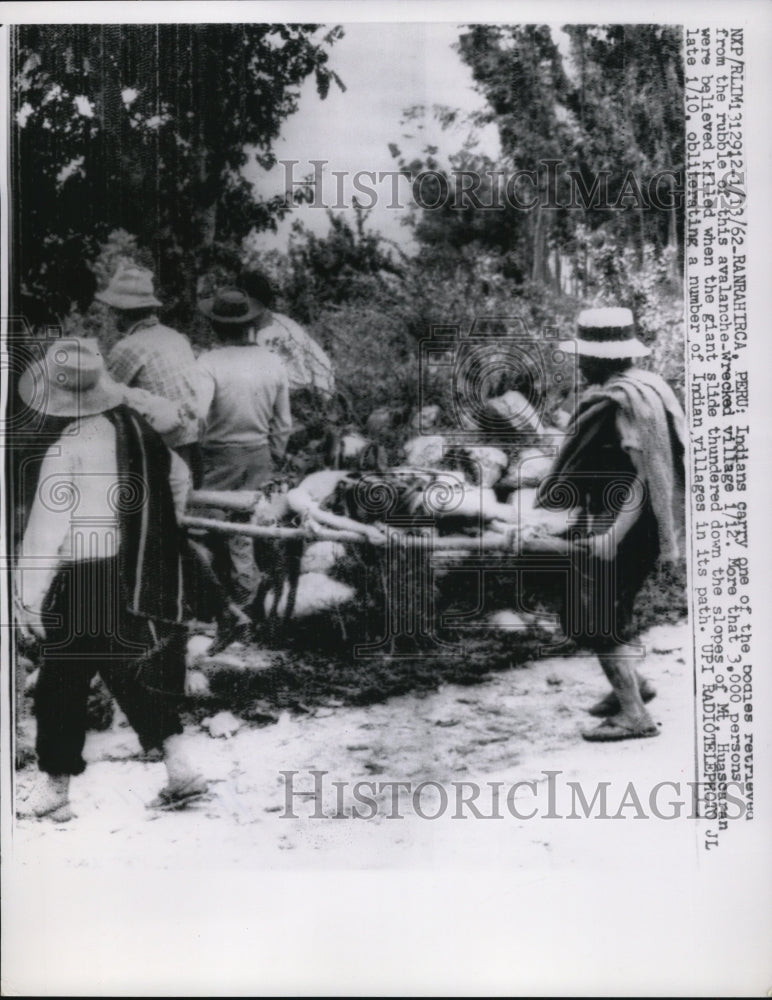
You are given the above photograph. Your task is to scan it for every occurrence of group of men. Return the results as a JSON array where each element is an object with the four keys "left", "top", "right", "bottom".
[
  {"left": 101, "top": 265, "right": 297, "bottom": 615},
  {"left": 14, "top": 265, "right": 304, "bottom": 819},
  {"left": 13, "top": 266, "right": 686, "bottom": 821}
]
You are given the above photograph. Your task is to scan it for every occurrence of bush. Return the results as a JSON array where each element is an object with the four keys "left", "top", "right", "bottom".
[
  {"left": 292, "top": 249, "right": 584, "bottom": 454},
  {"left": 570, "top": 227, "right": 684, "bottom": 398}
]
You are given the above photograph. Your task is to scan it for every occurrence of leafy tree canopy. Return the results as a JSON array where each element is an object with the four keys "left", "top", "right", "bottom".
[
  {"left": 12, "top": 23, "right": 344, "bottom": 324},
  {"left": 395, "top": 25, "right": 683, "bottom": 285}
]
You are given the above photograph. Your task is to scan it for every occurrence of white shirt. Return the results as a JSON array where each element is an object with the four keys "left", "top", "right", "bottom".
[
  {"left": 196, "top": 344, "right": 292, "bottom": 457},
  {"left": 16, "top": 414, "right": 190, "bottom": 614}
]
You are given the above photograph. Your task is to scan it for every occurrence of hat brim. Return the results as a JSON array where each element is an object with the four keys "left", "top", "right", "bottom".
[
  {"left": 18, "top": 365, "right": 124, "bottom": 418},
  {"left": 199, "top": 295, "right": 263, "bottom": 324},
  {"left": 559, "top": 337, "right": 651, "bottom": 359},
  {"left": 95, "top": 290, "right": 162, "bottom": 310}
]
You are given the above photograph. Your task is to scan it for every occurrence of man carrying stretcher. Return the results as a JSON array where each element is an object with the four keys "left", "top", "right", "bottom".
[{"left": 537, "top": 307, "right": 686, "bottom": 741}]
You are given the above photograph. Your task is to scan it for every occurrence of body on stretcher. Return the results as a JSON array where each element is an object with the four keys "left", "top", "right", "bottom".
[{"left": 181, "top": 469, "right": 573, "bottom": 555}]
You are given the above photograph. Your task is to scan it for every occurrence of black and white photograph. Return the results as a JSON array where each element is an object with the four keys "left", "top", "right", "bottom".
[{"left": 1, "top": 2, "right": 770, "bottom": 995}]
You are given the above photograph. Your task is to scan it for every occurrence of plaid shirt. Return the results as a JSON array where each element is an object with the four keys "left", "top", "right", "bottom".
[{"left": 107, "top": 316, "right": 201, "bottom": 447}]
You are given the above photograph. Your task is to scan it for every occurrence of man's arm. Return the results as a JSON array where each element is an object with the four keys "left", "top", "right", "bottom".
[
  {"left": 582, "top": 444, "right": 645, "bottom": 561},
  {"left": 268, "top": 368, "right": 293, "bottom": 465},
  {"left": 195, "top": 356, "right": 216, "bottom": 424},
  {"left": 107, "top": 339, "right": 142, "bottom": 387},
  {"left": 168, "top": 448, "right": 192, "bottom": 521},
  {"left": 123, "top": 385, "right": 184, "bottom": 438},
  {"left": 15, "top": 440, "right": 80, "bottom": 632}
]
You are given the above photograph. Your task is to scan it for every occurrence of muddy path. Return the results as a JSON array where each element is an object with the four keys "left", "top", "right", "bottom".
[{"left": 12, "top": 620, "right": 694, "bottom": 871}]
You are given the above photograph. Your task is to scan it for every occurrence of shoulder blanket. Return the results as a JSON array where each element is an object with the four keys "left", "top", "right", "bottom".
[
  {"left": 105, "top": 404, "right": 184, "bottom": 623},
  {"left": 537, "top": 368, "right": 686, "bottom": 560}
]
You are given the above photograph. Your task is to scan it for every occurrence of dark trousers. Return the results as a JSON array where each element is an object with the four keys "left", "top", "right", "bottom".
[
  {"left": 181, "top": 537, "right": 230, "bottom": 622},
  {"left": 34, "top": 558, "right": 185, "bottom": 776},
  {"left": 559, "top": 510, "right": 660, "bottom": 651}
]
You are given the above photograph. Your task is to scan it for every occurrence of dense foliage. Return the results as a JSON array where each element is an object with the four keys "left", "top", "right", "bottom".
[
  {"left": 11, "top": 23, "right": 685, "bottom": 417},
  {"left": 12, "top": 23, "right": 343, "bottom": 325},
  {"left": 388, "top": 25, "right": 683, "bottom": 287}
]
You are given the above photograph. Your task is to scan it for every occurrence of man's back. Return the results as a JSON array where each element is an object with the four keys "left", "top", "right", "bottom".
[
  {"left": 108, "top": 318, "right": 200, "bottom": 447},
  {"left": 197, "top": 344, "right": 291, "bottom": 453}
]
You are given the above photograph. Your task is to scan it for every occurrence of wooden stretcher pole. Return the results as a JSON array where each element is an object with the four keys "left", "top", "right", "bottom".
[
  {"left": 180, "top": 514, "right": 569, "bottom": 553},
  {"left": 188, "top": 489, "right": 264, "bottom": 513},
  {"left": 181, "top": 514, "right": 369, "bottom": 544}
]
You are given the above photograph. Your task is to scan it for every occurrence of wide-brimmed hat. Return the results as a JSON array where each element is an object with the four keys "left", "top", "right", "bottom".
[
  {"left": 198, "top": 287, "right": 263, "bottom": 325},
  {"left": 18, "top": 338, "right": 124, "bottom": 418},
  {"left": 95, "top": 265, "right": 162, "bottom": 310},
  {"left": 561, "top": 307, "right": 651, "bottom": 359}
]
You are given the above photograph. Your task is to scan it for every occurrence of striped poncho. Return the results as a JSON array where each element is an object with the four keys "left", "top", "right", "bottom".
[
  {"left": 105, "top": 404, "right": 185, "bottom": 624},
  {"left": 537, "top": 368, "right": 686, "bottom": 561}
]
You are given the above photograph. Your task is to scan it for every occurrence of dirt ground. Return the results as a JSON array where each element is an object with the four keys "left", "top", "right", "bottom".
[{"left": 11, "top": 618, "right": 696, "bottom": 871}]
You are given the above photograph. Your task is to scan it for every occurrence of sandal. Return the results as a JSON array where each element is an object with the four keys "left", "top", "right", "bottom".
[
  {"left": 587, "top": 680, "right": 657, "bottom": 717},
  {"left": 147, "top": 775, "right": 210, "bottom": 811},
  {"left": 581, "top": 718, "right": 660, "bottom": 742}
]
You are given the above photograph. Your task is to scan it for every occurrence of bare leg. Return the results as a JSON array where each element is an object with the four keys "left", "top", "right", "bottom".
[
  {"left": 587, "top": 669, "right": 657, "bottom": 717},
  {"left": 582, "top": 645, "right": 658, "bottom": 740},
  {"left": 599, "top": 651, "right": 647, "bottom": 716}
]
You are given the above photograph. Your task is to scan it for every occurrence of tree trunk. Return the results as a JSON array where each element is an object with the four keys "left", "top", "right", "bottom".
[
  {"left": 637, "top": 201, "right": 646, "bottom": 266},
  {"left": 532, "top": 205, "right": 544, "bottom": 283},
  {"left": 667, "top": 173, "right": 679, "bottom": 280},
  {"left": 194, "top": 27, "right": 218, "bottom": 250}
]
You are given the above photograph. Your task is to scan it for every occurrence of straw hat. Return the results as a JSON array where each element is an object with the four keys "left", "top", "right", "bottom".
[
  {"left": 95, "top": 265, "right": 162, "bottom": 310},
  {"left": 18, "top": 338, "right": 124, "bottom": 418},
  {"left": 198, "top": 287, "right": 262, "bottom": 325},
  {"left": 562, "top": 307, "right": 651, "bottom": 359}
]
